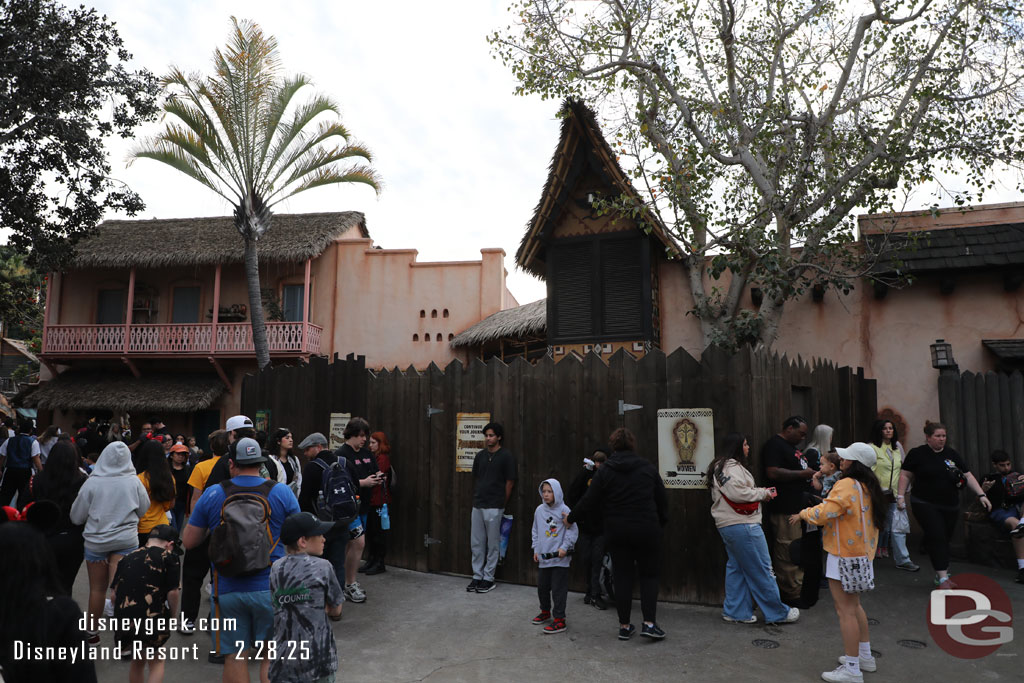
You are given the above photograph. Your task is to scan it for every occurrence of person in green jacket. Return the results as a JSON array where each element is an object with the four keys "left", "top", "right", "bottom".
[{"left": 869, "top": 419, "right": 918, "bottom": 572}]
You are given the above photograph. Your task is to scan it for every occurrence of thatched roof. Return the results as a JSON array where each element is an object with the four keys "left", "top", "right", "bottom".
[
  {"left": 450, "top": 298, "right": 547, "bottom": 348},
  {"left": 19, "top": 370, "right": 225, "bottom": 412},
  {"left": 70, "top": 211, "right": 368, "bottom": 269},
  {"left": 516, "top": 100, "right": 678, "bottom": 278}
]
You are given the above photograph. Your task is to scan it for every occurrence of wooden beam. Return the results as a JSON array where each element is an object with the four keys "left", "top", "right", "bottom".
[
  {"left": 301, "top": 258, "right": 311, "bottom": 352},
  {"left": 124, "top": 267, "right": 136, "bottom": 354},
  {"left": 42, "top": 273, "right": 53, "bottom": 354},
  {"left": 122, "top": 356, "right": 140, "bottom": 378},
  {"left": 208, "top": 356, "right": 232, "bottom": 391}
]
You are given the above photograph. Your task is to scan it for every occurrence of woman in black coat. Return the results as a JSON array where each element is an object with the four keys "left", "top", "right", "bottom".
[{"left": 568, "top": 427, "right": 668, "bottom": 640}]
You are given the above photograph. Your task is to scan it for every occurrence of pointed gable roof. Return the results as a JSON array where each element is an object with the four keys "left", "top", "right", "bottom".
[{"left": 515, "top": 99, "right": 678, "bottom": 278}]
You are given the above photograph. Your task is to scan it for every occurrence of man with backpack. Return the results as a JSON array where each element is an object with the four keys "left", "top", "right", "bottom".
[
  {"left": 183, "top": 437, "right": 299, "bottom": 682},
  {"left": 0, "top": 418, "right": 42, "bottom": 507},
  {"left": 298, "top": 426, "right": 366, "bottom": 603}
]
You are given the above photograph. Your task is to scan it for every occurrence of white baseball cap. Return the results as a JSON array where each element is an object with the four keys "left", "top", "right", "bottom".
[
  {"left": 836, "top": 442, "right": 877, "bottom": 468},
  {"left": 226, "top": 415, "right": 254, "bottom": 431}
]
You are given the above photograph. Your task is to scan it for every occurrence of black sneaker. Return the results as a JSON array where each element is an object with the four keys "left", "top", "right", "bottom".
[
  {"left": 1011, "top": 522, "right": 1024, "bottom": 539},
  {"left": 641, "top": 623, "right": 666, "bottom": 639},
  {"left": 208, "top": 652, "right": 225, "bottom": 664},
  {"left": 466, "top": 579, "right": 480, "bottom": 592},
  {"left": 592, "top": 595, "right": 608, "bottom": 610},
  {"left": 583, "top": 593, "right": 593, "bottom": 605},
  {"left": 618, "top": 624, "right": 636, "bottom": 640},
  {"left": 476, "top": 580, "right": 496, "bottom": 593},
  {"left": 178, "top": 618, "right": 196, "bottom": 635}
]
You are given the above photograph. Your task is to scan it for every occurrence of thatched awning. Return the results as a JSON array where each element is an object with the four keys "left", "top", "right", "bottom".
[
  {"left": 516, "top": 100, "right": 678, "bottom": 278},
  {"left": 451, "top": 299, "right": 547, "bottom": 348},
  {"left": 19, "top": 371, "right": 225, "bottom": 413},
  {"left": 70, "top": 211, "right": 368, "bottom": 269}
]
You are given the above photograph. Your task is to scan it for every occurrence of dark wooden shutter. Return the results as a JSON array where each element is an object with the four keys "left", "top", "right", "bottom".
[
  {"left": 172, "top": 286, "right": 201, "bottom": 323},
  {"left": 600, "top": 238, "right": 643, "bottom": 335},
  {"left": 552, "top": 243, "right": 593, "bottom": 339}
]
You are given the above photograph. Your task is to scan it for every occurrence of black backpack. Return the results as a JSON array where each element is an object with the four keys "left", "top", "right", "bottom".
[
  {"left": 5, "top": 435, "right": 33, "bottom": 469},
  {"left": 313, "top": 456, "right": 358, "bottom": 524},
  {"left": 208, "top": 479, "right": 277, "bottom": 577}
]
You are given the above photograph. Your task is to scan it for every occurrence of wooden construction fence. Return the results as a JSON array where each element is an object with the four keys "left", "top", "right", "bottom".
[
  {"left": 938, "top": 369, "right": 1024, "bottom": 476},
  {"left": 242, "top": 345, "right": 876, "bottom": 604}
]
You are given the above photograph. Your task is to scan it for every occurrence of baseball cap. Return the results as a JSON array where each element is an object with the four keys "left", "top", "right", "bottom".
[
  {"left": 230, "top": 437, "right": 267, "bottom": 465},
  {"left": 835, "top": 442, "right": 877, "bottom": 469},
  {"left": 297, "top": 432, "right": 328, "bottom": 449},
  {"left": 226, "top": 415, "right": 254, "bottom": 431},
  {"left": 170, "top": 443, "right": 189, "bottom": 454},
  {"left": 148, "top": 524, "right": 184, "bottom": 555},
  {"left": 280, "top": 512, "right": 336, "bottom": 545}
]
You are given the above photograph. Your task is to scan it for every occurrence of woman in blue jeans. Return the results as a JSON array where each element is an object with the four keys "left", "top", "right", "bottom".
[{"left": 708, "top": 433, "right": 799, "bottom": 625}]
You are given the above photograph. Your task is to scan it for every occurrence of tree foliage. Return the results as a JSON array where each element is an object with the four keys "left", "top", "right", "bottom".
[
  {"left": 0, "top": 245, "right": 43, "bottom": 342},
  {"left": 491, "top": 0, "right": 1024, "bottom": 348},
  {"left": 0, "top": 0, "right": 158, "bottom": 270},
  {"left": 132, "top": 18, "right": 382, "bottom": 369}
]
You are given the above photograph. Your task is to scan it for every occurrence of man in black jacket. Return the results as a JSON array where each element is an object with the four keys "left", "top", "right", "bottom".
[
  {"left": 981, "top": 450, "right": 1024, "bottom": 583},
  {"left": 567, "top": 447, "right": 610, "bottom": 609}
]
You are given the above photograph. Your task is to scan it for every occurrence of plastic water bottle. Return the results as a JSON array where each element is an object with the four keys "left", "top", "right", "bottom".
[{"left": 380, "top": 504, "right": 390, "bottom": 530}]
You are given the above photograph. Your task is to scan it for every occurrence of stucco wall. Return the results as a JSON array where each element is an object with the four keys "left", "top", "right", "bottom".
[{"left": 657, "top": 258, "right": 1023, "bottom": 450}]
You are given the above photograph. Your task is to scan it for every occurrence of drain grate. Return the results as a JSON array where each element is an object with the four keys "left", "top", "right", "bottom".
[
  {"left": 867, "top": 618, "right": 880, "bottom": 625},
  {"left": 752, "top": 639, "right": 780, "bottom": 649},
  {"left": 898, "top": 639, "right": 927, "bottom": 649}
]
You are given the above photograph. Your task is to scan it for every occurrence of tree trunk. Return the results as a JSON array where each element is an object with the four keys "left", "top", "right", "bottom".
[{"left": 243, "top": 236, "right": 271, "bottom": 369}]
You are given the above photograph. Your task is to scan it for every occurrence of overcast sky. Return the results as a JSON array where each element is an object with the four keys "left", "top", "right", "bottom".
[{"left": 73, "top": 0, "right": 558, "bottom": 304}]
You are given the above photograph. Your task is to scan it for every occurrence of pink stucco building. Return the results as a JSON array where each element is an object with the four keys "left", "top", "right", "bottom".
[{"left": 27, "top": 212, "right": 516, "bottom": 442}]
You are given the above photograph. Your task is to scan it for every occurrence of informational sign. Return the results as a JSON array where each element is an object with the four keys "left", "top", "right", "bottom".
[
  {"left": 456, "top": 412, "right": 491, "bottom": 473},
  {"left": 254, "top": 410, "right": 271, "bottom": 434},
  {"left": 328, "top": 412, "right": 351, "bottom": 451},
  {"left": 657, "top": 408, "right": 715, "bottom": 489}
]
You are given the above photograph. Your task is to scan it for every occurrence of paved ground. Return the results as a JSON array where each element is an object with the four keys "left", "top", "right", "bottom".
[{"left": 78, "top": 556, "right": 1021, "bottom": 682}]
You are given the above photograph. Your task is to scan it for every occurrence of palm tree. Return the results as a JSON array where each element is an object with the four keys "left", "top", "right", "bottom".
[{"left": 132, "top": 17, "right": 381, "bottom": 368}]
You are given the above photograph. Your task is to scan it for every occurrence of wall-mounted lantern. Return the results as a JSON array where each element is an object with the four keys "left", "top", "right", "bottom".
[{"left": 930, "top": 339, "right": 956, "bottom": 369}]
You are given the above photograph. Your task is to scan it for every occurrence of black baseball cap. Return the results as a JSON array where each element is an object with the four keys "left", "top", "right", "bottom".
[
  {"left": 148, "top": 524, "right": 184, "bottom": 555},
  {"left": 280, "top": 512, "right": 335, "bottom": 545}
]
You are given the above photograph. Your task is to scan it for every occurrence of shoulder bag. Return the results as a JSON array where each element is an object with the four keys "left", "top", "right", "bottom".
[{"left": 835, "top": 481, "right": 874, "bottom": 594}]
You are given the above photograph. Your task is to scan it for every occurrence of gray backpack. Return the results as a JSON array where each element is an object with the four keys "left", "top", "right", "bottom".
[{"left": 208, "top": 479, "right": 276, "bottom": 577}]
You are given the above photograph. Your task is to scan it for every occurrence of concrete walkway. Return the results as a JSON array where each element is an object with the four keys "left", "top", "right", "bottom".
[{"left": 80, "top": 557, "right": 1021, "bottom": 682}]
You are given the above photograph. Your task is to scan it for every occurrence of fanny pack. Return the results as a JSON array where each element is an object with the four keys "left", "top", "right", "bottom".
[{"left": 721, "top": 494, "right": 760, "bottom": 515}]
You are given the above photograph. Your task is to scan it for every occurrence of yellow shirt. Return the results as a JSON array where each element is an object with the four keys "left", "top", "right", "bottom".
[
  {"left": 187, "top": 455, "right": 221, "bottom": 492},
  {"left": 137, "top": 472, "right": 175, "bottom": 533},
  {"left": 799, "top": 477, "right": 878, "bottom": 559},
  {"left": 871, "top": 442, "right": 902, "bottom": 493}
]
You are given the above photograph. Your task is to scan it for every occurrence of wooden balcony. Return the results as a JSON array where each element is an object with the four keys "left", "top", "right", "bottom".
[{"left": 41, "top": 321, "right": 323, "bottom": 358}]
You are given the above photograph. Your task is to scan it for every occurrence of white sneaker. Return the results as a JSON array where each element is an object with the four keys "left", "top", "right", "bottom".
[
  {"left": 768, "top": 606, "right": 799, "bottom": 624},
  {"left": 838, "top": 654, "right": 876, "bottom": 673},
  {"left": 722, "top": 614, "right": 757, "bottom": 624},
  {"left": 103, "top": 598, "right": 114, "bottom": 617},
  {"left": 821, "top": 664, "right": 863, "bottom": 683},
  {"left": 344, "top": 582, "right": 366, "bottom": 603}
]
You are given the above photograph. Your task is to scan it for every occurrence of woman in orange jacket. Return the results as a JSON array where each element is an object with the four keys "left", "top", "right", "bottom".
[{"left": 790, "top": 443, "right": 886, "bottom": 683}]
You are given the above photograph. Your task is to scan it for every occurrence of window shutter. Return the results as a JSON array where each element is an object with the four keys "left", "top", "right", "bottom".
[
  {"left": 96, "top": 289, "right": 125, "bottom": 325},
  {"left": 172, "top": 286, "right": 201, "bottom": 323},
  {"left": 282, "top": 285, "right": 305, "bottom": 322},
  {"left": 601, "top": 239, "right": 643, "bottom": 335},
  {"left": 552, "top": 243, "right": 593, "bottom": 339}
]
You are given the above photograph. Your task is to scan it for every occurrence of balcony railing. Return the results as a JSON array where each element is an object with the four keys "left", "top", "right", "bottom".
[{"left": 42, "top": 322, "right": 322, "bottom": 357}]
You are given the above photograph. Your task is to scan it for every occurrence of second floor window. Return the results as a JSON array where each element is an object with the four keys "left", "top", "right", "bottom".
[
  {"left": 282, "top": 284, "right": 306, "bottom": 322},
  {"left": 172, "top": 286, "right": 201, "bottom": 323},
  {"left": 96, "top": 289, "right": 125, "bottom": 325}
]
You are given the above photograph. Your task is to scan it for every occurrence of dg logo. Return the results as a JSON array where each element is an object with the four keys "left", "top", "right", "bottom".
[{"left": 927, "top": 573, "right": 1014, "bottom": 658}]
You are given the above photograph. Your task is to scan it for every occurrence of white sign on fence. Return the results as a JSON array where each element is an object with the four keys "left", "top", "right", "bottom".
[
  {"left": 328, "top": 412, "right": 351, "bottom": 451},
  {"left": 456, "top": 412, "right": 491, "bottom": 473},
  {"left": 657, "top": 408, "right": 715, "bottom": 489}
]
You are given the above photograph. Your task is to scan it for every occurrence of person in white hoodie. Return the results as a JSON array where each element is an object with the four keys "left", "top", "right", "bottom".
[
  {"left": 530, "top": 478, "right": 578, "bottom": 634},
  {"left": 70, "top": 440, "right": 150, "bottom": 643},
  {"left": 708, "top": 432, "right": 799, "bottom": 626}
]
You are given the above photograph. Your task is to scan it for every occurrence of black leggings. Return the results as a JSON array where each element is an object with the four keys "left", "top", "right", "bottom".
[
  {"left": 607, "top": 532, "right": 661, "bottom": 625},
  {"left": 911, "top": 500, "right": 958, "bottom": 572},
  {"left": 365, "top": 506, "right": 389, "bottom": 561},
  {"left": 181, "top": 537, "right": 210, "bottom": 621},
  {"left": 48, "top": 530, "right": 85, "bottom": 595}
]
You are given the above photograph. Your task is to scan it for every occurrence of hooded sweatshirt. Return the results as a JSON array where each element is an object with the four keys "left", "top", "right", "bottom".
[
  {"left": 70, "top": 441, "right": 150, "bottom": 553},
  {"left": 567, "top": 450, "right": 668, "bottom": 539},
  {"left": 531, "top": 478, "right": 578, "bottom": 569}
]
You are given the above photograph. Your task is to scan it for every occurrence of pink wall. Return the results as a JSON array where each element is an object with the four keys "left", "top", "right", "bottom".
[{"left": 657, "top": 259, "right": 1023, "bottom": 449}]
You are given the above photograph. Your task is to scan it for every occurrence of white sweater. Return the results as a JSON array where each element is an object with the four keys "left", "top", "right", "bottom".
[{"left": 710, "top": 460, "right": 772, "bottom": 528}]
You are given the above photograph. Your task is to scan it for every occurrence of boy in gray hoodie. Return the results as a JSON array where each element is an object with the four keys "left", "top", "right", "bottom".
[
  {"left": 70, "top": 440, "right": 150, "bottom": 642},
  {"left": 531, "top": 478, "right": 578, "bottom": 634}
]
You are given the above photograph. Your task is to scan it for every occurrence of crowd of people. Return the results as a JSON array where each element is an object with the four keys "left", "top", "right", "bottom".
[{"left": 0, "top": 410, "right": 1022, "bottom": 683}]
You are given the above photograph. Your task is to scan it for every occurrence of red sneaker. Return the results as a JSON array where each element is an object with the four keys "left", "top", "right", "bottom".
[
  {"left": 543, "top": 618, "right": 567, "bottom": 634},
  {"left": 531, "top": 611, "right": 551, "bottom": 625}
]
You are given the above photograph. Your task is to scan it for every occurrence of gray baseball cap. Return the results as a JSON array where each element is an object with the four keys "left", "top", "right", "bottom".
[
  {"left": 297, "top": 432, "right": 328, "bottom": 449},
  {"left": 230, "top": 437, "right": 267, "bottom": 465}
]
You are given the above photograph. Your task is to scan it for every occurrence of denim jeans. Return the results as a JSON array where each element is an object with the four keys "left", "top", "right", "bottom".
[{"left": 718, "top": 523, "right": 790, "bottom": 623}]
